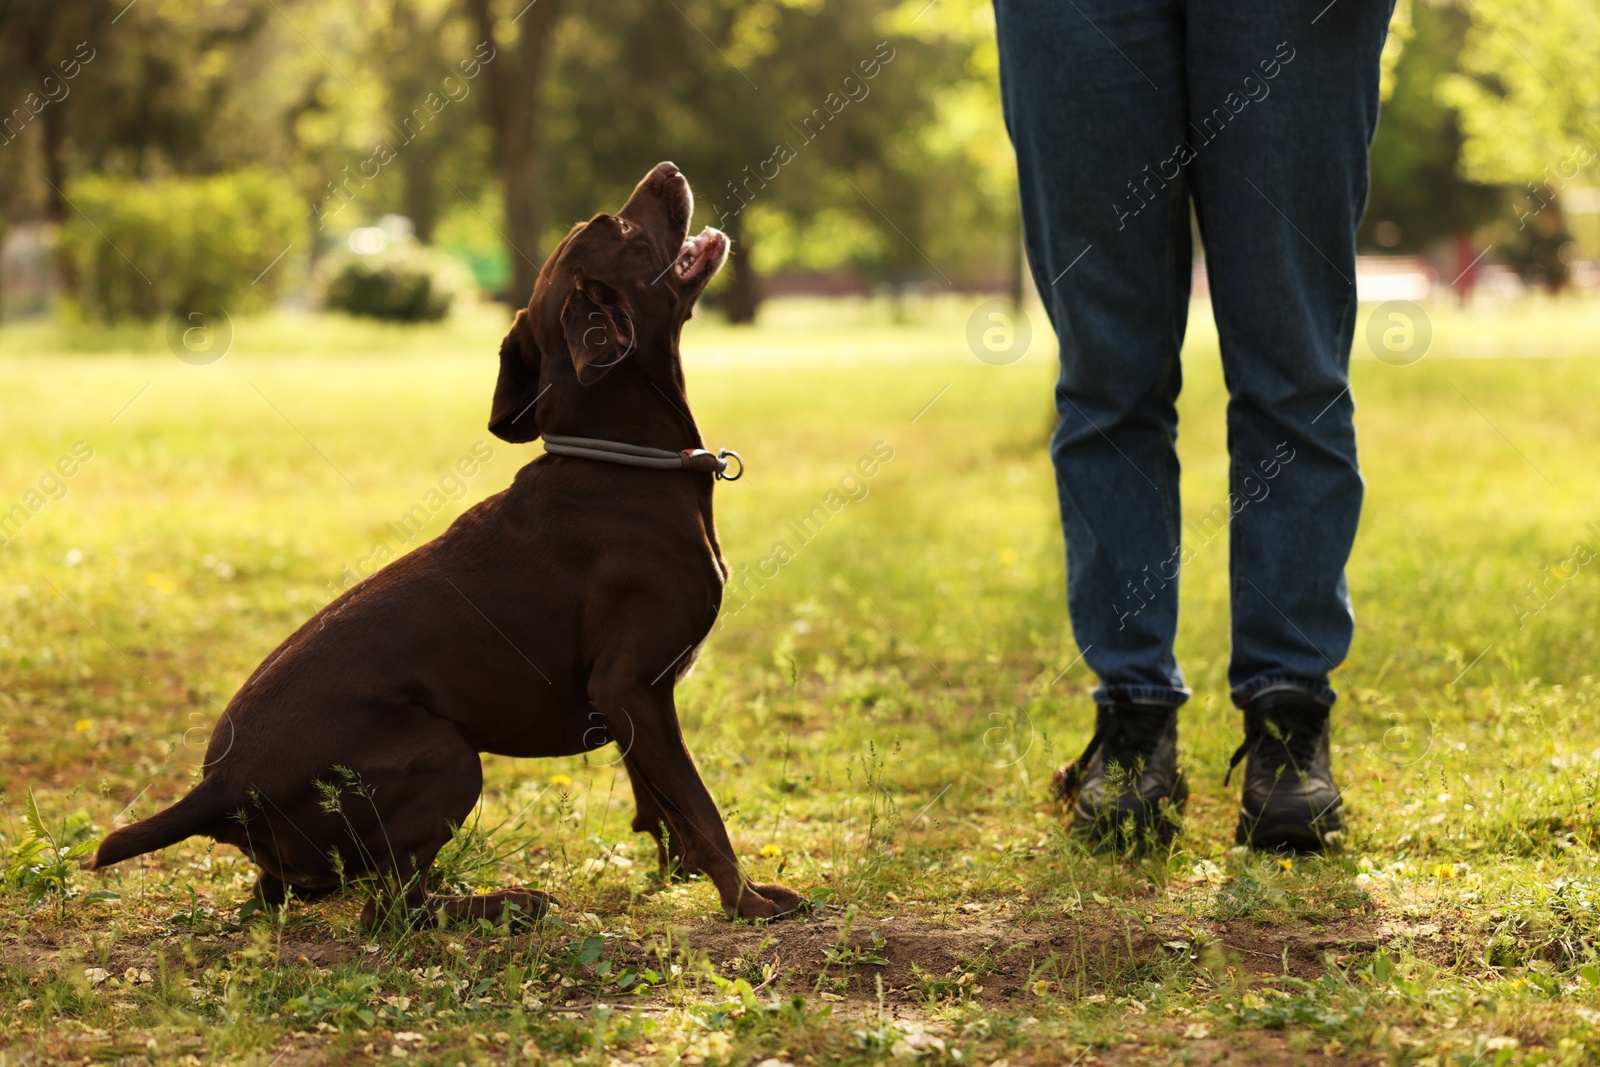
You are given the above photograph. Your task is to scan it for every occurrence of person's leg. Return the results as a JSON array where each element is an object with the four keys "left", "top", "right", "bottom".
[
  {"left": 1184, "top": 0, "right": 1394, "bottom": 847},
  {"left": 994, "top": 0, "right": 1191, "bottom": 710},
  {"left": 995, "top": 0, "right": 1194, "bottom": 843}
]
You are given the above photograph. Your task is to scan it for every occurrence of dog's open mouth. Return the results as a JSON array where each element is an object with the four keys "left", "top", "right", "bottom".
[{"left": 673, "top": 228, "right": 728, "bottom": 283}]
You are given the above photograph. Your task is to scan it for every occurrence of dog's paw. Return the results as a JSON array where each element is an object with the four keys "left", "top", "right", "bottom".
[
  {"left": 730, "top": 881, "right": 808, "bottom": 921},
  {"left": 482, "top": 887, "right": 555, "bottom": 924}
]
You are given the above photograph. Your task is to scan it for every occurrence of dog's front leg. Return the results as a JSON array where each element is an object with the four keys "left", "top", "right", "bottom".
[{"left": 590, "top": 681, "right": 804, "bottom": 921}]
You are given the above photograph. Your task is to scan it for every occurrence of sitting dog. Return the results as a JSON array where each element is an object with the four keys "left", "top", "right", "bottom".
[{"left": 92, "top": 162, "right": 805, "bottom": 925}]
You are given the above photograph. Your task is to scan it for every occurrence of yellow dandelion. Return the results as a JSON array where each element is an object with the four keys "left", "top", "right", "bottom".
[
  {"left": 760, "top": 844, "right": 782, "bottom": 858},
  {"left": 1277, "top": 857, "right": 1293, "bottom": 872},
  {"left": 1434, "top": 864, "right": 1457, "bottom": 879},
  {"left": 549, "top": 774, "right": 573, "bottom": 788},
  {"left": 74, "top": 718, "right": 92, "bottom": 733}
]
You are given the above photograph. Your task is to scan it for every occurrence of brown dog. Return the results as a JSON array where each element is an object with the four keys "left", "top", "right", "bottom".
[{"left": 91, "top": 162, "right": 805, "bottom": 925}]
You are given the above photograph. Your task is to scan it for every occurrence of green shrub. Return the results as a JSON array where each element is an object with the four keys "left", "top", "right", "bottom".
[
  {"left": 313, "top": 244, "right": 472, "bottom": 322},
  {"left": 5, "top": 790, "right": 119, "bottom": 916},
  {"left": 58, "top": 169, "right": 305, "bottom": 323}
]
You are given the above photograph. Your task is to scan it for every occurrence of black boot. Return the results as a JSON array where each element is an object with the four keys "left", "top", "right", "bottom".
[
  {"left": 1052, "top": 701, "right": 1187, "bottom": 845},
  {"left": 1229, "top": 687, "right": 1345, "bottom": 852}
]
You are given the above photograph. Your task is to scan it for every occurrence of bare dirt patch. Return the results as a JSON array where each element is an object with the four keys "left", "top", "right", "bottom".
[
  {"left": 673, "top": 906, "right": 1382, "bottom": 1010},
  {"left": 1086, "top": 1023, "right": 1355, "bottom": 1066}
]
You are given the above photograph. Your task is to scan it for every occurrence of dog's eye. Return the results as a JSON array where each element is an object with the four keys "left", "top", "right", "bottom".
[{"left": 616, "top": 217, "right": 632, "bottom": 234}]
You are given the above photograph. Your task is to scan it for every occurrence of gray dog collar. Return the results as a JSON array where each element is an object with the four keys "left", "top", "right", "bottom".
[{"left": 541, "top": 434, "right": 743, "bottom": 480}]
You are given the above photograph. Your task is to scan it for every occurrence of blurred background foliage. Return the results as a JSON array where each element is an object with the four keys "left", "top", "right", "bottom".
[
  {"left": 0, "top": 0, "right": 1597, "bottom": 322},
  {"left": 57, "top": 169, "right": 304, "bottom": 321}
]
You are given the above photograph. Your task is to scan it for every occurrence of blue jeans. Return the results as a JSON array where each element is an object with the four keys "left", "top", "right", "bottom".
[{"left": 994, "top": 0, "right": 1393, "bottom": 710}]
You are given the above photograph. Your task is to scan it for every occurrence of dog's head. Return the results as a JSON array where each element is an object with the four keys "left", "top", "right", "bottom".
[{"left": 489, "top": 162, "right": 728, "bottom": 443}]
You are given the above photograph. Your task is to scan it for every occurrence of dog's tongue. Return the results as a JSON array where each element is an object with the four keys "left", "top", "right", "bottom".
[{"left": 673, "top": 228, "right": 726, "bottom": 281}]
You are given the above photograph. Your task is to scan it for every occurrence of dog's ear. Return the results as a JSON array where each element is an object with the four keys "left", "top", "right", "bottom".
[
  {"left": 488, "top": 308, "right": 544, "bottom": 443},
  {"left": 561, "top": 273, "right": 635, "bottom": 385}
]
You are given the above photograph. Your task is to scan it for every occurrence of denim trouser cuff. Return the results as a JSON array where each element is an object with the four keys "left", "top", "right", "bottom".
[
  {"left": 1231, "top": 677, "right": 1336, "bottom": 711},
  {"left": 1093, "top": 684, "right": 1191, "bottom": 710}
]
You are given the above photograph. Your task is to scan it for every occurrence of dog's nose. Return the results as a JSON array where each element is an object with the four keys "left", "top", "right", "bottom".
[{"left": 653, "top": 161, "right": 681, "bottom": 180}]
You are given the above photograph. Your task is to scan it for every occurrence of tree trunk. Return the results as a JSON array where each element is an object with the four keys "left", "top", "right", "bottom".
[
  {"left": 400, "top": 150, "right": 438, "bottom": 243},
  {"left": 388, "top": 0, "right": 438, "bottom": 243},
  {"left": 721, "top": 214, "right": 761, "bottom": 324},
  {"left": 41, "top": 103, "right": 75, "bottom": 299},
  {"left": 467, "top": 0, "right": 561, "bottom": 304},
  {"left": 41, "top": 104, "right": 68, "bottom": 225}
]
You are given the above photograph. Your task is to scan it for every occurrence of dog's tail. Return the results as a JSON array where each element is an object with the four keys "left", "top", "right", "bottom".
[{"left": 90, "top": 774, "right": 232, "bottom": 870}]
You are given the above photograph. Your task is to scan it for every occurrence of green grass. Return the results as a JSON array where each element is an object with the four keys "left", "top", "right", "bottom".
[{"left": 0, "top": 293, "right": 1598, "bottom": 1065}]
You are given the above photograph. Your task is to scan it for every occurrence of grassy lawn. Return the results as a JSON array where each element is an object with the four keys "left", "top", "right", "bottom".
[{"left": 1, "top": 294, "right": 1598, "bottom": 1065}]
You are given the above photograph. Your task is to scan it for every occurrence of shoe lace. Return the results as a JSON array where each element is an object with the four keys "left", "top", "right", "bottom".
[
  {"left": 1225, "top": 708, "right": 1323, "bottom": 786},
  {"left": 1055, "top": 702, "right": 1172, "bottom": 799}
]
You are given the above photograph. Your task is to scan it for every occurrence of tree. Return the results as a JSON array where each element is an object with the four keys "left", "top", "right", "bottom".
[
  {"left": 1433, "top": 0, "right": 1600, "bottom": 287},
  {"left": 0, "top": 0, "right": 117, "bottom": 224},
  {"left": 0, "top": 0, "right": 281, "bottom": 222},
  {"left": 1437, "top": 0, "right": 1600, "bottom": 191},
  {"left": 1359, "top": 0, "right": 1501, "bottom": 253},
  {"left": 465, "top": 0, "right": 563, "bottom": 305},
  {"left": 0, "top": 0, "right": 302, "bottom": 309},
  {"left": 543, "top": 0, "right": 995, "bottom": 322},
  {"left": 360, "top": 0, "right": 475, "bottom": 243},
  {"left": 1, "top": 0, "right": 1019, "bottom": 321}
]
